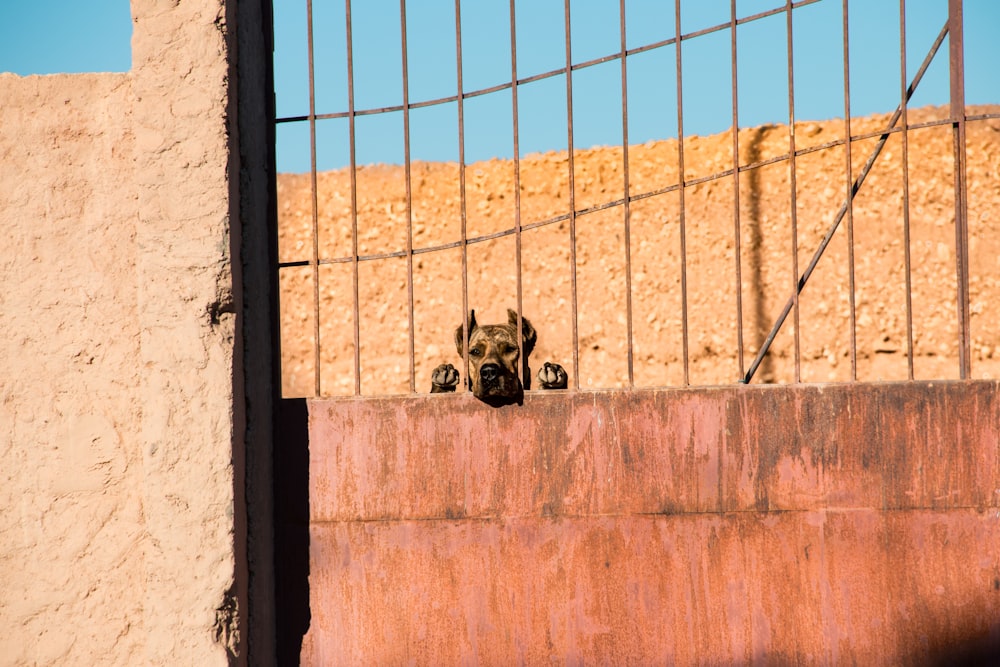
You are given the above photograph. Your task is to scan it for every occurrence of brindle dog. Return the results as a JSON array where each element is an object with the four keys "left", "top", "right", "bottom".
[{"left": 431, "top": 309, "right": 567, "bottom": 405}]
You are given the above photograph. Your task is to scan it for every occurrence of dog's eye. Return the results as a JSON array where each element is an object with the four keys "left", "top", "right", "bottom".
[{"left": 469, "top": 348, "right": 483, "bottom": 357}]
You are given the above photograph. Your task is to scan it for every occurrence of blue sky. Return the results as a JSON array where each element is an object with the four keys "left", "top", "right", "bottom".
[
  {"left": 272, "top": 0, "right": 999, "bottom": 172},
  {"left": 0, "top": 3, "right": 132, "bottom": 76},
  {"left": 2, "top": 1, "right": 997, "bottom": 173}
]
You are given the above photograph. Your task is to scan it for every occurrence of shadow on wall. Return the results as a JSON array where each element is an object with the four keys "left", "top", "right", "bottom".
[
  {"left": 274, "top": 399, "right": 310, "bottom": 665},
  {"left": 922, "top": 625, "right": 1000, "bottom": 667},
  {"left": 744, "top": 127, "right": 774, "bottom": 383}
]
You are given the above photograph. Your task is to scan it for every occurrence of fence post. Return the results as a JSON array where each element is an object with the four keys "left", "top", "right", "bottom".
[{"left": 948, "top": 0, "right": 970, "bottom": 379}]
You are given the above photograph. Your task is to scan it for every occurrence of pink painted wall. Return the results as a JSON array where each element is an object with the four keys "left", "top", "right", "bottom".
[{"left": 302, "top": 382, "right": 1000, "bottom": 664}]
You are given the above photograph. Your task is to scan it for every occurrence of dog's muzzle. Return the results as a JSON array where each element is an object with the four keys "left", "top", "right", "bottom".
[
  {"left": 480, "top": 363, "right": 500, "bottom": 385},
  {"left": 474, "top": 362, "right": 522, "bottom": 403}
]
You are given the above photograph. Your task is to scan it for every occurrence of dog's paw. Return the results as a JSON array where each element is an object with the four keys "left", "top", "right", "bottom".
[
  {"left": 537, "top": 362, "right": 568, "bottom": 390},
  {"left": 430, "top": 363, "right": 460, "bottom": 393}
]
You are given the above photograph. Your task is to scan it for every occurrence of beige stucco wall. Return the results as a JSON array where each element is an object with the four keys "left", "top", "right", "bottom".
[{"left": 0, "top": 1, "right": 249, "bottom": 664}]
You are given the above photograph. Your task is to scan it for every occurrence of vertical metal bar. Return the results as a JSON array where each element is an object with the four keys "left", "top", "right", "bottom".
[
  {"left": 306, "top": 0, "right": 322, "bottom": 397},
  {"left": 509, "top": 0, "right": 526, "bottom": 386},
  {"left": 619, "top": 0, "right": 634, "bottom": 388},
  {"left": 564, "top": 0, "right": 580, "bottom": 390},
  {"left": 345, "top": 0, "right": 362, "bottom": 395},
  {"left": 454, "top": 0, "right": 470, "bottom": 388},
  {"left": 786, "top": 0, "right": 801, "bottom": 382},
  {"left": 842, "top": 0, "right": 857, "bottom": 381},
  {"left": 899, "top": 0, "right": 915, "bottom": 380},
  {"left": 675, "top": 0, "right": 690, "bottom": 385},
  {"left": 400, "top": 0, "right": 415, "bottom": 393},
  {"left": 949, "top": 0, "right": 971, "bottom": 379},
  {"left": 729, "top": 0, "right": 745, "bottom": 381}
]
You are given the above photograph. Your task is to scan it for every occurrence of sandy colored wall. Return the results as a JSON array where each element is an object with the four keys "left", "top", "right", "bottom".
[
  {"left": 0, "top": 0, "right": 264, "bottom": 663},
  {"left": 0, "top": 71, "right": 148, "bottom": 665}
]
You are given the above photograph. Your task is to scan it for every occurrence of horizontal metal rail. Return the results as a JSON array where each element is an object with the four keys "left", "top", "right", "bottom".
[
  {"left": 275, "top": 0, "right": 823, "bottom": 125},
  {"left": 274, "top": 114, "right": 997, "bottom": 270}
]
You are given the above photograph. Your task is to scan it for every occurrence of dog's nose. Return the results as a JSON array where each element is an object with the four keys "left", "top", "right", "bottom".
[{"left": 480, "top": 363, "right": 500, "bottom": 383}]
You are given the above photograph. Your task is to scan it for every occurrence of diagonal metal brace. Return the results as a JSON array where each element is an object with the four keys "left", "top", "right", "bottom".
[{"left": 741, "top": 19, "right": 951, "bottom": 384}]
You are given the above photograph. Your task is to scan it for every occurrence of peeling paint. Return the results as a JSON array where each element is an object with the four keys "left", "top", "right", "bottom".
[{"left": 304, "top": 382, "right": 1000, "bottom": 664}]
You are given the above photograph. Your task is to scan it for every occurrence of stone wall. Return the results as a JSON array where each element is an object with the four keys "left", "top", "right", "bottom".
[{"left": 0, "top": 1, "right": 271, "bottom": 663}]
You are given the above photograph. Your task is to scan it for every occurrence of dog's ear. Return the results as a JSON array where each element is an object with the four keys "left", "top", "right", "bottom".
[
  {"left": 455, "top": 309, "right": 477, "bottom": 356},
  {"left": 506, "top": 308, "right": 537, "bottom": 357}
]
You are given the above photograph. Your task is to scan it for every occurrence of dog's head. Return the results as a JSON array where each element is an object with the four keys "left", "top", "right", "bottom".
[{"left": 455, "top": 308, "right": 537, "bottom": 405}]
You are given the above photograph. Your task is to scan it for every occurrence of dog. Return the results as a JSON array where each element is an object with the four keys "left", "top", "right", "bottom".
[{"left": 431, "top": 308, "right": 567, "bottom": 405}]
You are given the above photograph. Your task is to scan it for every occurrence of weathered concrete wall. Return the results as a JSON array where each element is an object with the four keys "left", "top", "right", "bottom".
[
  {"left": 131, "top": 0, "right": 245, "bottom": 662},
  {"left": 0, "top": 72, "right": 146, "bottom": 665},
  {"left": 0, "top": 0, "right": 262, "bottom": 663},
  {"left": 302, "top": 383, "right": 1000, "bottom": 664}
]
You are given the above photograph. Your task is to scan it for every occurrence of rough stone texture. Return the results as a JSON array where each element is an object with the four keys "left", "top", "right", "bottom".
[
  {"left": 0, "top": 0, "right": 251, "bottom": 664},
  {"left": 277, "top": 106, "right": 1000, "bottom": 396},
  {"left": 132, "top": 0, "right": 244, "bottom": 662},
  {"left": 0, "top": 72, "right": 144, "bottom": 666}
]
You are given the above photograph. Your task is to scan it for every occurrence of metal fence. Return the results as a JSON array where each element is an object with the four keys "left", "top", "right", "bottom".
[{"left": 274, "top": 0, "right": 1000, "bottom": 398}]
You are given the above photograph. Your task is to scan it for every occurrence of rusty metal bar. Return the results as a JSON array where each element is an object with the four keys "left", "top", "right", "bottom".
[
  {"left": 454, "top": 0, "right": 470, "bottom": 391},
  {"left": 564, "top": 0, "right": 580, "bottom": 391},
  {"left": 509, "top": 0, "right": 527, "bottom": 387},
  {"left": 619, "top": 0, "right": 634, "bottom": 388},
  {"left": 345, "top": 0, "right": 361, "bottom": 395},
  {"left": 966, "top": 111, "right": 1000, "bottom": 122},
  {"left": 306, "top": 0, "right": 322, "bottom": 397},
  {"left": 675, "top": 0, "right": 690, "bottom": 385},
  {"left": 279, "top": 115, "right": 972, "bottom": 271},
  {"left": 742, "top": 20, "right": 950, "bottom": 384},
  {"left": 842, "top": 0, "right": 857, "bottom": 381},
  {"left": 900, "top": 0, "right": 914, "bottom": 380},
  {"left": 949, "top": 0, "right": 971, "bottom": 379},
  {"left": 400, "top": 0, "right": 415, "bottom": 393},
  {"left": 786, "top": 0, "right": 801, "bottom": 382},
  {"left": 729, "top": 0, "right": 744, "bottom": 381}
]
